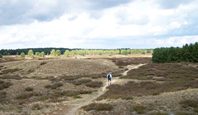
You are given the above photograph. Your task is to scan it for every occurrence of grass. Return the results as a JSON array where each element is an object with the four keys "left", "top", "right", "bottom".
[
  {"left": 82, "top": 103, "right": 113, "bottom": 111},
  {"left": 0, "top": 91, "right": 7, "bottom": 103},
  {"left": 40, "top": 62, "right": 47, "bottom": 65},
  {"left": 109, "top": 57, "right": 151, "bottom": 67},
  {"left": 97, "top": 63, "right": 198, "bottom": 100},
  {"left": 85, "top": 81, "right": 103, "bottom": 88},
  {"left": 0, "top": 80, "right": 12, "bottom": 90},
  {"left": 133, "top": 105, "right": 146, "bottom": 114},
  {"left": 180, "top": 99, "right": 198, "bottom": 113},
  {"left": 45, "top": 82, "right": 63, "bottom": 89},
  {"left": 0, "top": 68, "right": 21, "bottom": 74},
  {"left": 148, "top": 111, "right": 169, "bottom": 115},
  {"left": 72, "top": 79, "right": 92, "bottom": 85},
  {"left": 16, "top": 92, "right": 38, "bottom": 100},
  {"left": 0, "top": 74, "right": 22, "bottom": 80},
  {"left": 25, "top": 87, "right": 34, "bottom": 92}
]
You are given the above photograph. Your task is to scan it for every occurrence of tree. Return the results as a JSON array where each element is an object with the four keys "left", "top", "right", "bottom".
[
  {"left": 50, "top": 49, "right": 56, "bottom": 56},
  {"left": 56, "top": 50, "right": 61, "bottom": 56},
  {"left": 64, "top": 50, "right": 70, "bottom": 57},
  {"left": 20, "top": 52, "right": 25, "bottom": 58},
  {"left": 35, "top": 52, "right": 40, "bottom": 56},
  {"left": 28, "top": 50, "right": 34, "bottom": 58},
  {"left": 40, "top": 52, "right": 45, "bottom": 58}
]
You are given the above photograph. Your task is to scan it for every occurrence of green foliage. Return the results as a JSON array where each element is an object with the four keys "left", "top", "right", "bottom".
[
  {"left": 27, "top": 50, "right": 34, "bottom": 57},
  {"left": 152, "top": 42, "right": 198, "bottom": 63},
  {"left": 50, "top": 49, "right": 56, "bottom": 56},
  {"left": 50, "top": 49, "right": 61, "bottom": 56},
  {"left": 20, "top": 52, "right": 25, "bottom": 58},
  {"left": 0, "top": 48, "right": 153, "bottom": 56},
  {"left": 0, "top": 54, "right": 2, "bottom": 58},
  {"left": 35, "top": 51, "right": 45, "bottom": 58},
  {"left": 40, "top": 52, "right": 45, "bottom": 57},
  {"left": 56, "top": 50, "right": 61, "bottom": 56}
]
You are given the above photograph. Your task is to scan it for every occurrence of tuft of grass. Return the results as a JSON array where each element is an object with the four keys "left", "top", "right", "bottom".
[
  {"left": 73, "top": 95, "right": 81, "bottom": 99},
  {"left": 72, "top": 79, "right": 92, "bottom": 85},
  {"left": 0, "top": 80, "right": 12, "bottom": 90},
  {"left": 0, "top": 68, "right": 21, "bottom": 74},
  {"left": 40, "top": 62, "right": 47, "bottom": 65},
  {"left": 85, "top": 81, "right": 103, "bottom": 88},
  {"left": 31, "top": 103, "right": 42, "bottom": 110},
  {"left": 133, "top": 105, "right": 146, "bottom": 114},
  {"left": 180, "top": 99, "right": 198, "bottom": 113},
  {"left": 82, "top": 103, "right": 113, "bottom": 111},
  {"left": 175, "top": 111, "right": 194, "bottom": 115},
  {"left": 16, "top": 92, "right": 35, "bottom": 100},
  {"left": 180, "top": 100, "right": 198, "bottom": 108},
  {"left": 0, "top": 74, "right": 22, "bottom": 80},
  {"left": 0, "top": 91, "right": 7, "bottom": 103},
  {"left": 148, "top": 111, "right": 169, "bottom": 115},
  {"left": 45, "top": 82, "right": 63, "bottom": 89},
  {"left": 25, "top": 87, "right": 34, "bottom": 92}
]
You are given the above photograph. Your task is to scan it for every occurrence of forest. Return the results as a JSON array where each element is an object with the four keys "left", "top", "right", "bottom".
[
  {"left": 0, "top": 48, "right": 152, "bottom": 57},
  {"left": 152, "top": 42, "right": 198, "bottom": 63}
]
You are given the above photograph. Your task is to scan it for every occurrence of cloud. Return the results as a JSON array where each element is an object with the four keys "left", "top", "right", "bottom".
[
  {"left": 156, "top": 0, "right": 194, "bottom": 9},
  {"left": 0, "top": 0, "right": 198, "bottom": 49}
]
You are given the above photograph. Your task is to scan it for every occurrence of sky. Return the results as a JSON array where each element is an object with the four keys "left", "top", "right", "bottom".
[{"left": 0, "top": 0, "right": 198, "bottom": 49}]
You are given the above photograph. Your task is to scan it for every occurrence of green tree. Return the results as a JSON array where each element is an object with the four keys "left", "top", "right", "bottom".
[
  {"left": 40, "top": 52, "right": 45, "bottom": 58},
  {"left": 50, "top": 49, "right": 56, "bottom": 56},
  {"left": 28, "top": 50, "right": 34, "bottom": 58},
  {"left": 56, "top": 50, "right": 61, "bottom": 56},
  {"left": 35, "top": 52, "right": 40, "bottom": 56},
  {"left": 64, "top": 50, "right": 70, "bottom": 57},
  {"left": 20, "top": 52, "right": 25, "bottom": 58}
]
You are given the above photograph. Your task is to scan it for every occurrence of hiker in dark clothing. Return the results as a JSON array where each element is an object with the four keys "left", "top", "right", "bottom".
[{"left": 107, "top": 72, "right": 112, "bottom": 86}]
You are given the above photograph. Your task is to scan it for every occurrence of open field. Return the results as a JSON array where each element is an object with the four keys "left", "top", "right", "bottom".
[{"left": 0, "top": 56, "right": 198, "bottom": 115}]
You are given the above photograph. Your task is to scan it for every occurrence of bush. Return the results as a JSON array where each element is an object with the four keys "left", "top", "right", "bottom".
[
  {"left": 25, "top": 87, "right": 34, "bottom": 92},
  {"left": 0, "top": 80, "right": 12, "bottom": 90},
  {"left": 0, "top": 54, "right": 2, "bottom": 58},
  {"left": 45, "top": 82, "right": 63, "bottom": 89},
  {"left": 20, "top": 52, "right": 25, "bottom": 58},
  {"left": 0, "top": 91, "right": 7, "bottom": 102},
  {"left": 133, "top": 105, "right": 146, "bottom": 114},
  {"left": 82, "top": 103, "right": 113, "bottom": 111},
  {"left": 72, "top": 79, "right": 92, "bottom": 85},
  {"left": 85, "top": 81, "right": 103, "bottom": 88}
]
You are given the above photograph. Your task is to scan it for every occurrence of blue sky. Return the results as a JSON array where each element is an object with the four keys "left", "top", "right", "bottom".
[{"left": 0, "top": 0, "right": 198, "bottom": 49}]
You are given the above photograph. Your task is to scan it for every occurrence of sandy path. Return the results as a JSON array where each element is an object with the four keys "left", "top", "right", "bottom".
[{"left": 51, "top": 64, "right": 145, "bottom": 115}]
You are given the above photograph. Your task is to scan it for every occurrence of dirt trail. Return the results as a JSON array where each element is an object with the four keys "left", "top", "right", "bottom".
[{"left": 51, "top": 64, "right": 145, "bottom": 115}]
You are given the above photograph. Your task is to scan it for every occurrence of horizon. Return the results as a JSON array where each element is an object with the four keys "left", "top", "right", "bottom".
[{"left": 0, "top": 0, "right": 198, "bottom": 49}]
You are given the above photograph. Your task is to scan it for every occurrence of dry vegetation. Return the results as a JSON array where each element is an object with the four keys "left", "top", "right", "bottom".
[
  {"left": 0, "top": 58, "right": 118, "bottom": 115},
  {"left": 92, "top": 61, "right": 198, "bottom": 115},
  {"left": 1, "top": 57, "right": 198, "bottom": 115}
]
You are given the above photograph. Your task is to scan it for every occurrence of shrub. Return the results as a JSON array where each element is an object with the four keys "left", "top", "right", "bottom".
[
  {"left": 85, "top": 81, "right": 103, "bottom": 88},
  {"left": 45, "top": 82, "right": 63, "bottom": 89},
  {"left": 20, "top": 52, "right": 25, "bottom": 58},
  {"left": 82, "top": 103, "right": 113, "bottom": 111},
  {"left": 25, "top": 87, "right": 34, "bottom": 92},
  {"left": 0, "top": 54, "right": 2, "bottom": 58},
  {"left": 0, "top": 91, "right": 7, "bottom": 102},
  {"left": 133, "top": 105, "right": 146, "bottom": 114},
  {"left": 72, "top": 79, "right": 92, "bottom": 85},
  {"left": 0, "top": 80, "right": 12, "bottom": 90}
]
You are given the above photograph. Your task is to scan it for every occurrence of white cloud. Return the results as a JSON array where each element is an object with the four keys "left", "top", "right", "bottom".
[{"left": 0, "top": 0, "right": 198, "bottom": 49}]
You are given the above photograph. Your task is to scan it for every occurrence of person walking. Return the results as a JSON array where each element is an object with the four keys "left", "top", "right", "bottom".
[{"left": 107, "top": 72, "right": 112, "bottom": 86}]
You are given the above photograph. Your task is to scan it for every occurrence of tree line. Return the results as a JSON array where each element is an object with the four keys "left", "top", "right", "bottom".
[
  {"left": 152, "top": 42, "right": 198, "bottom": 63},
  {"left": 0, "top": 48, "right": 152, "bottom": 58}
]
